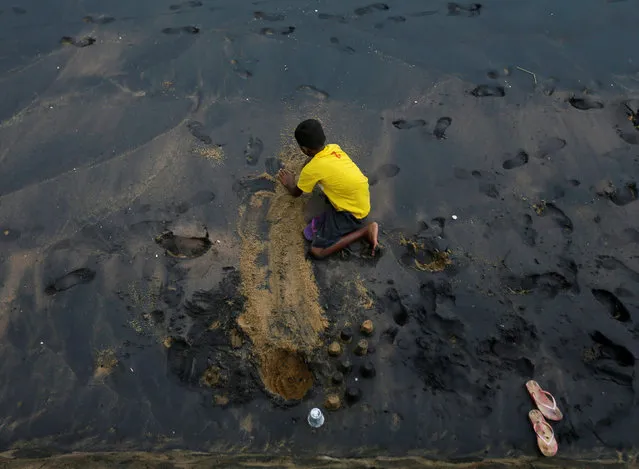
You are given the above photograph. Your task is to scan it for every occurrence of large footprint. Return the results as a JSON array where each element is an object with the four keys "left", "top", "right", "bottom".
[
  {"left": 369, "top": 164, "right": 400, "bottom": 186},
  {"left": 392, "top": 119, "right": 426, "bottom": 130},
  {"left": 502, "top": 150, "right": 529, "bottom": 169},
  {"left": 45, "top": 268, "right": 96, "bottom": 295},
  {"left": 155, "top": 231, "right": 212, "bottom": 259},
  {"left": 245, "top": 136, "right": 264, "bottom": 166},
  {"left": 471, "top": 85, "right": 505, "bottom": 97},
  {"left": 433, "top": 117, "right": 452, "bottom": 140}
]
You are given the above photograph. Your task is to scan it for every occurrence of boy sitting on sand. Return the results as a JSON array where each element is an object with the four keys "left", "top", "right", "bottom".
[{"left": 277, "top": 119, "right": 378, "bottom": 259}]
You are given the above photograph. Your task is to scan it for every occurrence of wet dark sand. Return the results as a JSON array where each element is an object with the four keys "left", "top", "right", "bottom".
[{"left": 1, "top": 0, "right": 639, "bottom": 464}]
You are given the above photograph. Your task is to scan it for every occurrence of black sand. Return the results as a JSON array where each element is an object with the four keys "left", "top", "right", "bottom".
[{"left": 1, "top": 0, "right": 639, "bottom": 465}]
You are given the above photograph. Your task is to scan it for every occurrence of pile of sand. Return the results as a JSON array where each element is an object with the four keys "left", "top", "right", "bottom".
[{"left": 236, "top": 146, "right": 327, "bottom": 401}]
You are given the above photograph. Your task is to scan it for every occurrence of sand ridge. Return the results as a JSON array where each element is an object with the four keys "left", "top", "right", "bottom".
[{"left": 236, "top": 147, "right": 327, "bottom": 400}]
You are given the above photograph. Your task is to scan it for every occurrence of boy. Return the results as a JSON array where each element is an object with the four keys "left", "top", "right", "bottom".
[{"left": 277, "top": 119, "right": 378, "bottom": 259}]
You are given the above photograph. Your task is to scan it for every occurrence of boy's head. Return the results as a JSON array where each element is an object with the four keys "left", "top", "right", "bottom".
[{"left": 295, "top": 119, "right": 326, "bottom": 156}]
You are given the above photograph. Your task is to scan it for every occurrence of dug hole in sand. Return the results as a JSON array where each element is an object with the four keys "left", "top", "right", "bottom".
[{"left": 237, "top": 145, "right": 327, "bottom": 401}]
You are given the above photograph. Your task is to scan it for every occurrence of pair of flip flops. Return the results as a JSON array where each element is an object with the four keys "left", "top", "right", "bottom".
[{"left": 526, "top": 380, "right": 563, "bottom": 457}]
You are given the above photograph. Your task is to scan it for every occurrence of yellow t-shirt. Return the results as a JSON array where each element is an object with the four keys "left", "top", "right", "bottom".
[{"left": 297, "top": 144, "right": 370, "bottom": 219}]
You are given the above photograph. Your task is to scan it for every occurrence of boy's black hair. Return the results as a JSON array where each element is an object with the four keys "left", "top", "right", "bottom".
[{"left": 294, "top": 119, "right": 326, "bottom": 149}]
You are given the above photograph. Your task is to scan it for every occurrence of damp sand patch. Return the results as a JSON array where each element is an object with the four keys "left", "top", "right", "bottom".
[
  {"left": 191, "top": 143, "right": 224, "bottom": 164},
  {"left": 236, "top": 150, "right": 327, "bottom": 401}
]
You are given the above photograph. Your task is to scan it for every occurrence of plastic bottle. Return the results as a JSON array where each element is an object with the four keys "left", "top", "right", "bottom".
[{"left": 307, "top": 408, "right": 325, "bottom": 428}]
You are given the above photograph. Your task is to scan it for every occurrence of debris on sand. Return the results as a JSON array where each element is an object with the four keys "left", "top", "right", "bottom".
[
  {"left": 414, "top": 250, "right": 452, "bottom": 272},
  {"left": 214, "top": 394, "right": 230, "bottom": 406},
  {"left": 192, "top": 143, "right": 224, "bottom": 164},
  {"left": 94, "top": 349, "right": 118, "bottom": 379},
  {"left": 532, "top": 200, "right": 547, "bottom": 216},
  {"left": 201, "top": 366, "right": 222, "bottom": 387},
  {"left": 353, "top": 275, "right": 375, "bottom": 309}
]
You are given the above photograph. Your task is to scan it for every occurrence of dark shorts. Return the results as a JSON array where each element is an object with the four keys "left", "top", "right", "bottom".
[{"left": 312, "top": 204, "right": 365, "bottom": 248}]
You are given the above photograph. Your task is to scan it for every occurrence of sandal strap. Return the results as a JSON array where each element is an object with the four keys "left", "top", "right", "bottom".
[
  {"left": 533, "top": 421, "right": 555, "bottom": 445},
  {"left": 539, "top": 390, "right": 558, "bottom": 411}
]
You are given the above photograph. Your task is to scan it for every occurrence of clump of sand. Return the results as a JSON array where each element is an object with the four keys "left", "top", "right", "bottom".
[
  {"left": 236, "top": 145, "right": 327, "bottom": 401},
  {"left": 93, "top": 348, "right": 118, "bottom": 379}
]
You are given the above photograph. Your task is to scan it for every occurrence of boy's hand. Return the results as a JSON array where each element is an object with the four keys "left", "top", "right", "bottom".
[
  {"left": 277, "top": 169, "right": 295, "bottom": 189},
  {"left": 277, "top": 169, "right": 303, "bottom": 197}
]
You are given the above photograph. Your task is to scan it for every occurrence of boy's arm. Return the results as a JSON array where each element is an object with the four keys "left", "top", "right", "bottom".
[{"left": 277, "top": 169, "right": 303, "bottom": 197}]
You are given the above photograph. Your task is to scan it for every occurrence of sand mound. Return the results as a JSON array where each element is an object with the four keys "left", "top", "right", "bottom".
[{"left": 236, "top": 146, "right": 327, "bottom": 400}]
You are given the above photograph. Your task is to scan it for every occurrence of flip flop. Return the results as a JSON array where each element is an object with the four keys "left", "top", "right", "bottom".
[
  {"left": 528, "top": 409, "right": 558, "bottom": 457},
  {"left": 303, "top": 214, "right": 326, "bottom": 241},
  {"left": 526, "top": 380, "right": 563, "bottom": 421}
]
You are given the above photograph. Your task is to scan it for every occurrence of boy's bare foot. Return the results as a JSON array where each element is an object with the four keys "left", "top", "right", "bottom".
[{"left": 367, "top": 222, "right": 379, "bottom": 256}]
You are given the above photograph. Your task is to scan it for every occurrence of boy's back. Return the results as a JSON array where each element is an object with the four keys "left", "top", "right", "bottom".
[{"left": 297, "top": 143, "right": 370, "bottom": 219}]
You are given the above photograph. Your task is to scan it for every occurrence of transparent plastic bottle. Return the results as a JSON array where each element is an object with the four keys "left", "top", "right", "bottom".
[{"left": 307, "top": 408, "right": 325, "bottom": 428}]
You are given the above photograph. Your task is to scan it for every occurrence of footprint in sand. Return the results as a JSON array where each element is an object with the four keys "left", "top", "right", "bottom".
[
  {"left": 536, "top": 202, "right": 574, "bottom": 233},
  {"left": 568, "top": 96, "right": 604, "bottom": 110},
  {"left": 162, "top": 26, "right": 200, "bottom": 35},
  {"left": 596, "top": 180, "right": 638, "bottom": 206},
  {"left": 60, "top": 36, "right": 96, "bottom": 48},
  {"left": 591, "top": 289, "right": 631, "bottom": 322},
  {"left": 354, "top": 3, "right": 390, "bottom": 16},
  {"left": 479, "top": 182, "right": 500, "bottom": 198},
  {"left": 265, "top": 157, "right": 284, "bottom": 176},
  {"left": 254, "top": 11, "right": 285, "bottom": 21},
  {"left": 187, "top": 121, "right": 212, "bottom": 144},
  {"left": 82, "top": 15, "right": 115, "bottom": 24},
  {"left": 230, "top": 59, "right": 252, "bottom": 79},
  {"left": 384, "top": 288, "right": 410, "bottom": 326},
  {"left": 297, "top": 85, "right": 329, "bottom": 100},
  {"left": 410, "top": 10, "right": 438, "bottom": 17},
  {"left": 232, "top": 174, "right": 276, "bottom": 199},
  {"left": 392, "top": 119, "right": 426, "bottom": 130},
  {"left": 433, "top": 117, "right": 452, "bottom": 140},
  {"left": 536, "top": 137, "right": 567, "bottom": 159},
  {"left": 518, "top": 214, "right": 537, "bottom": 246},
  {"left": 447, "top": 2, "right": 482, "bottom": 16},
  {"left": 171, "top": 190, "right": 216, "bottom": 214},
  {"left": 155, "top": 230, "right": 212, "bottom": 259},
  {"left": 613, "top": 101, "right": 639, "bottom": 145},
  {"left": 589, "top": 331, "right": 635, "bottom": 367},
  {"left": 471, "top": 85, "right": 505, "bottom": 97},
  {"left": 318, "top": 13, "right": 349, "bottom": 23},
  {"left": 169, "top": 0, "right": 203, "bottom": 11},
  {"left": 374, "top": 16, "right": 406, "bottom": 28},
  {"left": 369, "top": 164, "right": 400, "bottom": 186},
  {"left": 329, "top": 37, "right": 355, "bottom": 54},
  {"left": 244, "top": 136, "right": 264, "bottom": 166},
  {"left": 259, "top": 26, "right": 295, "bottom": 36},
  {"left": 45, "top": 268, "right": 96, "bottom": 295},
  {"left": 502, "top": 150, "right": 529, "bottom": 169}
]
